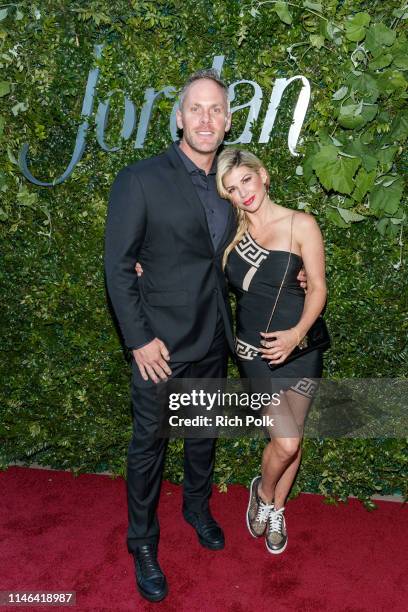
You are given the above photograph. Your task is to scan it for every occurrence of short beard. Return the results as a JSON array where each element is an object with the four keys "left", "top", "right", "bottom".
[{"left": 182, "top": 133, "right": 224, "bottom": 155}]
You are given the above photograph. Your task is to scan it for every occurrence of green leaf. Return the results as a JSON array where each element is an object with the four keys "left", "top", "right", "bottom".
[
  {"left": 393, "top": 54, "right": 408, "bottom": 70},
  {"left": 362, "top": 103, "right": 379, "bottom": 124},
  {"left": 369, "top": 53, "right": 393, "bottom": 70},
  {"left": 0, "top": 115, "right": 4, "bottom": 138},
  {"left": 7, "top": 147, "right": 17, "bottom": 165},
  {"left": 369, "top": 176, "right": 403, "bottom": 215},
  {"left": 330, "top": 136, "right": 344, "bottom": 147},
  {"left": 325, "top": 207, "right": 350, "bottom": 227},
  {"left": 0, "top": 82, "right": 10, "bottom": 97},
  {"left": 390, "top": 213, "right": 405, "bottom": 224},
  {"left": 29, "top": 423, "right": 41, "bottom": 437},
  {"left": 303, "top": 1, "right": 323, "bottom": 12},
  {"left": 347, "top": 73, "right": 379, "bottom": 103},
  {"left": 376, "top": 145, "right": 398, "bottom": 171},
  {"left": 331, "top": 157, "right": 361, "bottom": 194},
  {"left": 345, "top": 12, "right": 371, "bottom": 42},
  {"left": 375, "top": 218, "right": 399, "bottom": 238},
  {"left": 392, "top": 7, "right": 408, "bottom": 19},
  {"left": 15, "top": 9, "right": 23, "bottom": 20},
  {"left": 11, "top": 102, "right": 28, "bottom": 116},
  {"left": 274, "top": 1, "right": 292, "bottom": 25},
  {"left": 337, "top": 208, "right": 366, "bottom": 223},
  {"left": 338, "top": 102, "right": 362, "bottom": 128},
  {"left": 325, "top": 22, "right": 342, "bottom": 44},
  {"left": 332, "top": 86, "right": 348, "bottom": 101},
  {"left": 338, "top": 103, "right": 378, "bottom": 129},
  {"left": 388, "top": 111, "right": 408, "bottom": 140},
  {"left": 340, "top": 197, "right": 355, "bottom": 209},
  {"left": 310, "top": 34, "right": 324, "bottom": 49},
  {"left": 376, "top": 69, "right": 408, "bottom": 93},
  {"left": 17, "top": 185, "right": 39, "bottom": 207},
  {"left": 365, "top": 24, "right": 396, "bottom": 55},
  {"left": 312, "top": 143, "right": 338, "bottom": 164},
  {"left": 0, "top": 207, "right": 8, "bottom": 221},
  {"left": 352, "top": 168, "right": 376, "bottom": 201},
  {"left": 0, "top": 8, "right": 8, "bottom": 21},
  {"left": 302, "top": 150, "right": 318, "bottom": 183},
  {"left": 312, "top": 145, "right": 361, "bottom": 194}
]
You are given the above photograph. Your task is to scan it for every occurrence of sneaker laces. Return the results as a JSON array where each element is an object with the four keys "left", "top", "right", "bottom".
[
  {"left": 256, "top": 500, "right": 274, "bottom": 524},
  {"left": 268, "top": 506, "right": 285, "bottom": 532}
]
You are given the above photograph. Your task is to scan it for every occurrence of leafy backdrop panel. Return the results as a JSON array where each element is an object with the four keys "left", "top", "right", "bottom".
[{"left": 0, "top": 1, "right": 407, "bottom": 505}]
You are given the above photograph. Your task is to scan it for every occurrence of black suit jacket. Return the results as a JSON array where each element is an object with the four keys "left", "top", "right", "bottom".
[{"left": 104, "top": 144, "right": 237, "bottom": 363}]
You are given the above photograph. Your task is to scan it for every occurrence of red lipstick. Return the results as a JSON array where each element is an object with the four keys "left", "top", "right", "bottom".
[{"left": 243, "top": 195, "right": 255, "bottom": 206}]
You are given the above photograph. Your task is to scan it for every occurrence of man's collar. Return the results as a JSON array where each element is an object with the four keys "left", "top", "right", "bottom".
[{"left": 173, "top": 141, "right": 217, "bottom": 175}]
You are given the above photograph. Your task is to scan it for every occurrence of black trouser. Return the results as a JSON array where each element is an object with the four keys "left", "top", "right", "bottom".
[{"left": 126, "top": 316, "right": 228, "bottom": 551}]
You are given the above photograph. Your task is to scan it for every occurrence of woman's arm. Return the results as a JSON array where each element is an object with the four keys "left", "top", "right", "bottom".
[
  {"left": 260, "top": 213, "right": 327, "bottom": 365},
  {"left": 291, "top": 212, "right": 327, "bottom": 341}
]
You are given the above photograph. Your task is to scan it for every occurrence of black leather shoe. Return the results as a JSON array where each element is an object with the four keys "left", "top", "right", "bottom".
[
  {"left": 183, "top": 509, "right": 225, "bottom": 550},
  {"left": 133, "top": 544, "right": 168, "bottom": 602}
]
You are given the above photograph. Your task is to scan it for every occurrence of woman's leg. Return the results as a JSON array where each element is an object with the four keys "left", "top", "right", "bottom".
[
  {"left": 258, "top": 390, "right": 305, "bottom": 505},
  {"left": 245, "top": 392, "right": 301, "bottom": 539},
  {"left": 271, "top": 389, "right": 312, "bottom": 508},
  {"left": 258, "top": 389, "right": 313, "bottom": 554},
  {"left": 262, "top": 442, "right": 302, "bottom": 508}
]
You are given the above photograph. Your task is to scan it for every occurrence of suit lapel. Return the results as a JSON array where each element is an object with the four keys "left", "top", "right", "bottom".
[
  {"left": 165, "top": 145, "right": 214, "bottom": 252},
  {"left": 216, "top": 202, "right": 236, "bottom": 255}
]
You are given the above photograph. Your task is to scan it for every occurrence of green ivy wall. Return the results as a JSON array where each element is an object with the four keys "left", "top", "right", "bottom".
[{"left": 0, "top": 1, "right": 407, "bottom": 506}]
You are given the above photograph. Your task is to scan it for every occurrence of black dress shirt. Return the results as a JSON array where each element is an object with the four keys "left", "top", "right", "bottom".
[{"left": 174, "top": 142, "right": 229, "bottom": 250}]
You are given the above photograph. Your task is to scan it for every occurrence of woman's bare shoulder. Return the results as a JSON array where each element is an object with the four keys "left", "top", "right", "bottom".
[{"left": 293, "top": 210, "right": 320, "bottom": 230}]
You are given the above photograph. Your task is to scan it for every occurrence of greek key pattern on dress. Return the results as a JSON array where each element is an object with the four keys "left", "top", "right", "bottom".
[
  {"left": 235, "top": 337, "right": 259, "bottom": 361},
  {"left": 235, "top": 232, "right": 269, "bottom": 268},
  {"left": 290, "top": 378, "right": 318, "bottom": 399}
]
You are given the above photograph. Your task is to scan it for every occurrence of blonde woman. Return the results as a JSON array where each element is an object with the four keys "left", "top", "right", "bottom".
[{"left": 216, "top": 148, "right": 327, "bottom": 554}]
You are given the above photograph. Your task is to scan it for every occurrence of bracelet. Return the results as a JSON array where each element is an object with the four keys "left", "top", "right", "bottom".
[{"left": 292, "top": 327, "right": 301, "bottom": 345}]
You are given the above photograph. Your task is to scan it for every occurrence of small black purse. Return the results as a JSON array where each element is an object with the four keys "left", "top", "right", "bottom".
[{"left": 265, "top": 214, "right": 330, "bottom": 370}]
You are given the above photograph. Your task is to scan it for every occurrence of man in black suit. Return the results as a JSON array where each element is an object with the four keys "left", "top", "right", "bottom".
[{"left": 105, "top": 69, "right": 235, "bottom": 602}]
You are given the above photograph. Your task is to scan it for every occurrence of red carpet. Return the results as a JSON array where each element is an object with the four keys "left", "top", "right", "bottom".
[{"left": 0, "top": 467, "right": 406, "bottom": 611}]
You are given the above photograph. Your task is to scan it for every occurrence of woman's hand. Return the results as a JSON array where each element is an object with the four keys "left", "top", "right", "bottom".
[
  {"left": 135, "top": 262, "right": 144, "bottom": 277},
  {"left": 259, "top": 329, "right": 299, "bottom": 365},
  {"left": 297, "top": 267, "right": 307, "bottom": 291}
]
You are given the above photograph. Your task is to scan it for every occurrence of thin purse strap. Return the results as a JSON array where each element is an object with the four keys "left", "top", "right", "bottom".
[{"left": 265, "top": 213, "right": 295, "bottom": 334}]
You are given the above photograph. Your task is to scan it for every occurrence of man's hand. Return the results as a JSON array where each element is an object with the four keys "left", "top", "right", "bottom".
[
  {"left": 297, "top": 267, "right": 307, "bottom": 292},
  {"left": 133, "top": 338, "right": 172, "bottom": 383},
  {"left": 135, "top": 262, "right": 143, "bottom": 277}
]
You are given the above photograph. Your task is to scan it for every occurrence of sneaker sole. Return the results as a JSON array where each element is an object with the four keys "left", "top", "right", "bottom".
[
  {"left": 265, "top": 536, "right": 288, "bottom": 555},
  {"left": 246, "top": 476, "right": 263, "bottom": 538}
]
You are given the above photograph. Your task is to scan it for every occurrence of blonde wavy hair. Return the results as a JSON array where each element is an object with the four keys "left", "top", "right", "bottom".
[{"left": 216, "top": 148, "right": 270, "bottom": 269}]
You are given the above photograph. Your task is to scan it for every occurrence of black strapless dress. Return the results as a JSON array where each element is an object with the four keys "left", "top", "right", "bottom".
[{"left": 226, "top": 231, "right": 322, "bottom": 399}]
